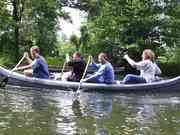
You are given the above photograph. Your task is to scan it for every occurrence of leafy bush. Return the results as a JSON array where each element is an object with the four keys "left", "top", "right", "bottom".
[
  {"left": 56, "top": 41, "right": 76, "bottom": 57},
  {"left": 159, "top": 62, "right": 180, "bottom": 77},
  {"left": 157, "top": 47, "right": 180, "bottom": 76},
  {"left": 0, "top": 56, "right": 14, "bottom": 67},
  {"left": 46, "top": 57, "right": 64, "bottom": 66}
]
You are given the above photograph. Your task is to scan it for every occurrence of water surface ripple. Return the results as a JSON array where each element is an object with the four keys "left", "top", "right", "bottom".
[{"left": 0, "top": 87, "right": 180, "bottom": 135}]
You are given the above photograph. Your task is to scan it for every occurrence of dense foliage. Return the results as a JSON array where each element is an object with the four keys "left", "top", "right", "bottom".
[
  {"left": 0, "top": 0, "right": 180, "bottom": 74},
  {"left": 80, "top": 0, "right": 180, "bottom": 63},
  {"left": 0, "top": 0, "right": 68, "bottom": 62}
]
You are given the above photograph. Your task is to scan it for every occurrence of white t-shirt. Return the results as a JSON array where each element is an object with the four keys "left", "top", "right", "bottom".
[{"left": 135, "top": 60, "right": 162, "bottom": 83}]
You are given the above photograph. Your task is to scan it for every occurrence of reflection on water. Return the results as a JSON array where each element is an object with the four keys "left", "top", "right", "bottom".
[{"left": 0, "top": 87, "right": 180, "bottom": 135}]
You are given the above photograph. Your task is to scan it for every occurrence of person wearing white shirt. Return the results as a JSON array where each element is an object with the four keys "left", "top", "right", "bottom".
[{"left": 123, "top": 49, "right": 162, "bottom": 84}]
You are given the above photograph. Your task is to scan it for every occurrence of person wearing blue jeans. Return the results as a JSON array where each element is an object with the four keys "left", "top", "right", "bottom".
[
  {"left": 123, "top": 49, "right": 161, "bottom": 84},
  {"left": 123, "top": 74, "right": 147, "bottom": 84}
]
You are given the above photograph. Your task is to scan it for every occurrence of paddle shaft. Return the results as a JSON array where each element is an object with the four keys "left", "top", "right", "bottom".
[
  {"left": 81, "top": 56, "right": 91, "bottom": 80},
  {"left": 77, "top": 56, "right": 91, "bottom": 91},
  {"left": 12, "top": 55, "right": 26, "bottom": 71},
  {"left": 61, "top": 61, "right": 67, "bottom": 74},
  {"left": 60, "top": 53, "right": 70, "bottom": 79}
]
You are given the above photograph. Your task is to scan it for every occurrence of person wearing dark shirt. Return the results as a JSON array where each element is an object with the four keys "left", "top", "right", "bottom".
[
  {"left": 61, "top": 52, "right": 86, "bottom": 82},
  {"left": 13, "top": 46, "right": 49, "bottom": 79}
]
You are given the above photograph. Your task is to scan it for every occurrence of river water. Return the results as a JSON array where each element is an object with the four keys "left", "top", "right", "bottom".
[{"left": 0, "top": 87, "right": 180, "bottom": 135}]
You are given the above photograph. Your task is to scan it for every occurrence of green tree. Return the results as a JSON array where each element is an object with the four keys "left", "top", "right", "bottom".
[
  {"left": 74, "top": 0, "right": 180, "bottom": 64},
  {"left": 0, "top": 0, "right": 69, "bottom": 63},
  {"left": 70, "top": 34, "right": 80, "bottom": 51},
  {"left": 79, "top": 25, "right": 90, "bottom": 54}
]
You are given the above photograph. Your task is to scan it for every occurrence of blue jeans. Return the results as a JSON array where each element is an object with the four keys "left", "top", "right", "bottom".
[{"left": 123, "top": 74, "right": 147, "bottom": 84}]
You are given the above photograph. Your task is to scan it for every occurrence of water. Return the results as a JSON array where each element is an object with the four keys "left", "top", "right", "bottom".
[{"left": 0, "top": 87, "right": 180, "bottom": 135}]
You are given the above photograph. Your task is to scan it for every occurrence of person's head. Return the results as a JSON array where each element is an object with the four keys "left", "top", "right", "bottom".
[
  {"left": 72, "top": 52, "right": 81, "bottom": 60},
  {"left": 98, "top": 53, "right": 108, "bottom": 63},
  {"left": 142, "top": 49, "right": 155, "bottom": 62},
  {"left": 30, "top": 46, "right": 40, "bottom": 58}
]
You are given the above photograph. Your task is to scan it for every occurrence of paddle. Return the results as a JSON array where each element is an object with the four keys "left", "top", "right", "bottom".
[
  {"left": 58, "top": 54, "right": 69, "bottom": 80},
  {"left": 0, "top": 53, "right": 26, "bottom": 87},
  {"left": 76, "top": 56, "right": 92, "bottom": 94},
  {"left": 12, "top": 53, "right": 27, "bottom": 71},
  {"left": 61, "top": 60, "right": 67, "bottom": 75}
]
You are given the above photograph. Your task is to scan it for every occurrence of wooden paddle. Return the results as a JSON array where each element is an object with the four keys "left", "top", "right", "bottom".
[
  {"left": 61, "top": 61, "right": 67, "bottom": 75},
  {"left": 12, "top": 53, "right": 27, "bottom": 71},
  {"left": 76, "top": 56, "right": 92, "bottom": 94},
  {"left": 59, "top": 54, "right": 69, "bottom": 80},
  {"left": 0, "top": 53, "right": 26, "bottom": 87}
]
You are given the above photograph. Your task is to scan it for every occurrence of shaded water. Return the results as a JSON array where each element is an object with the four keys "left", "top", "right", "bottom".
[{"left": 0, "top": 87, "right": 180, "bottom": 135}]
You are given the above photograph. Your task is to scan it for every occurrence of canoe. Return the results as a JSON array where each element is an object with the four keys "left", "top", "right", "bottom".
[{"left": 0, "top": 66, "right": 180, "bottom": 92}]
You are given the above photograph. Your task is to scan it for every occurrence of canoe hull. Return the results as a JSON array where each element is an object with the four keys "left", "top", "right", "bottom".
[{"left": 0, "top": 66, "right": 180, "bottom": 92}]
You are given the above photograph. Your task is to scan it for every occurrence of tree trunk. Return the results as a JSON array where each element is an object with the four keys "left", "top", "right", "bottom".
[
  {"left": 14, "top": 26, "right": 19, "bottom": 61},
  {"left": 12, "top": 0, "right": 20, "bottom": 62}
]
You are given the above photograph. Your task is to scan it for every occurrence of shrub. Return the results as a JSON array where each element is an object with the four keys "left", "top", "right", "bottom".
[
  {"left": 46, "top": 57, "right": 64, "bottom": 66},
  {"left": 159, "top": 62, "right": 180, "bottom": 77},
  {"left": 0, "top": 56, "right": 14, "bottom": 67}
]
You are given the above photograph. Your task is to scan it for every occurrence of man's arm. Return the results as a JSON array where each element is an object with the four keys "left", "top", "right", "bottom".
[
  {"left": 13, "top": 60, "right": 36, "bottom": 71},
  {"left": 83, "top": 65, "right": 105, "bottom": 82},
  {"left": 89, "top": 61, "right": 101, "bottom": 69}
]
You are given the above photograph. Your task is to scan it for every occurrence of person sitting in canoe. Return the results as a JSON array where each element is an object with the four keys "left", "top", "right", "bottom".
[
  {"left": 61, "top": 52, "right": 86, "bottom": 82},
  {"left": 123, "top": 49, "right": 162, "bottom": 84},
  {"left": 81, "top": 53, "right": 115, "bottom": 84},
  {"left": 13, "top": 46, "right": 49, "bottom": 79}
]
